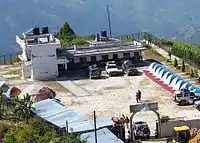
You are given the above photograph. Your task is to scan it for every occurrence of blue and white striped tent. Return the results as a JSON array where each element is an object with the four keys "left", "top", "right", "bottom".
[{"left": 147, "top": 62, "right": 200, "bottom": 93}]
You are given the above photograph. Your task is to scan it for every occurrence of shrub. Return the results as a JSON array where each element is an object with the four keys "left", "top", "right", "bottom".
[
  {"left": 194, "top": 69, "right": 199, "bottom": 78},
  {"left": 181, "top": 60, "right": 185, "bottom": 72},
  {"left": 197, "top": 77, "right": 200, "bottom": 84},
  {"left": 168, "top": 51, "right": 171, "bottom": 60},
  {"left": 173, "top": 58, "right": 178, "bottom": 68},
  {"left": 190, "top": 68, "right": 194, "bottom": 77}
]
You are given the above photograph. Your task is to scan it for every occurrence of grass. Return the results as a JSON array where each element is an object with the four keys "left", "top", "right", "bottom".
[{"left": 144, "top": 49, "right": 165, "bottom": 63}]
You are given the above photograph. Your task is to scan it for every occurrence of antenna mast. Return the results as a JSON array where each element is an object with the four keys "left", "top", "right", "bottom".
[{"left": 106, "top": 5, "right": 112, "bottom": 37}]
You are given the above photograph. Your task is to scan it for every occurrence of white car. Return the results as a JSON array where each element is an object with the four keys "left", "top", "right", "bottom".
[{"left": 105, "top": 61, "right": 122, "bottom": 76}]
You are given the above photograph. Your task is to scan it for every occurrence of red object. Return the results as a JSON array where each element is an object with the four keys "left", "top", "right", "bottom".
[
  {"left": 10, "top": 87, "right": 21, "bottom": 97},
  {"left": 143, "top": 70, "right": 174, "bottom": 93}
]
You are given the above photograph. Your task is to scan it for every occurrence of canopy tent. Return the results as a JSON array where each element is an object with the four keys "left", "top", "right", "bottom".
[
  {"left": 3, "top": 87, "right": 21, "bottom": 98},
  {"left": 157, "top": 68, "right": 168, "bottom": 79},
  {"left": 173, "top": 80, "right": 187, "bottom": 91},
  {"left": 34, "top": 87, "right": 56, "bottom": 102},
  {"left": 169, "top": 77, "right": 183, "bottom": 88},
  {"left": 180, "top": 83, "right": 192, "bottom": 90},
  {"left": 161, "top": 72, "right": 171, "bottom": 82},
  {"left": 153, "top": 66, "right": 162, "bottom": 77},
  {"left": 150, "top": 64, "right": 160, "bottom": 73},
  {"left": 164, "top": 73, "right": 176, "bottom": 85},
  {"left": 194, "top": 89, "right": 200, "bottom": 94},
  {"left": 0, "top": 81, "right": 10, "bottom": 93},
  {"left": 191, "top": 89, "right": 197, "bottom": 93},
  {"left": 189, "top": 85, "right": 197, "bottom": 91},
  {"left": 18, "top": 84, "right": 56, "bottom": 103},
  {"left": 147, "top": 62, "right": 156, "bottom": 72}
]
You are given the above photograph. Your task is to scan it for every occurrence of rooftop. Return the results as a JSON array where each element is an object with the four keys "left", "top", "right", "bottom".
[
  {"left": 57, "top": 41, "right": 145, "bottom": 57},
  {"left": 16, "top": 27, "right": 60, "bottom": 46}
]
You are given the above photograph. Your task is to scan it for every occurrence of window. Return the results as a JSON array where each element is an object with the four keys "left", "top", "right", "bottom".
[
  {"left": 123, "top": 53, "right": 130, "bottom": 59},
  {"left": 91, "top": 56, "right": 96, "bottom": 62},
  {"left": 79, "top": 57, "right": 86, "bottom": 63},
  {"left": 113, "top": 54, "right": 118, "bottom": 60},
  {"left": 102, "top": 55, "right": 108, "bottom": 62}
]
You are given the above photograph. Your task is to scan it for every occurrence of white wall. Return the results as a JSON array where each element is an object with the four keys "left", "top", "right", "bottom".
[{"left": 31, "top": 43, "right": 60, "bottom": 80}]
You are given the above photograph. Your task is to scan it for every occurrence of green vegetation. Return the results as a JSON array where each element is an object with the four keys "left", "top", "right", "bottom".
[
  {"left": 0, "top": 93, "right": 85, "bottom": 143},
  {"left": 144, "top": 32, "right": 152, "bottom": 44},
  {"left": 57, "top": 21, "right": 95, "bottom": 47},
  {"left": 151, "top": 37, "right": 200, "bottom": 67},
  {"left": 4, "top": 117, "right": 85, "bottom": 143}
]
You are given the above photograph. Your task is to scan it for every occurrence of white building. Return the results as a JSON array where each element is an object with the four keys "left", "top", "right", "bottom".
[
  {"left": 17, "top": 28, "right": 146, "bottom": 80},
  {"left": 16, "top": 27, "right": 69, "bottom": 81}
]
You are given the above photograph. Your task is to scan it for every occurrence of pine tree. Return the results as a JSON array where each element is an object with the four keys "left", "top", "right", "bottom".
[
  {"left": 173, "top": 58, "right": 178, "bottom": 68},
  {"left": 181, "top": 60, "right": 185, "bottom": 72}
]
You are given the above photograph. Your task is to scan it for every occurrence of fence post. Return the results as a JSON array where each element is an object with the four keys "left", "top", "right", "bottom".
[
  {"left": 3, "top": 55, "right": 6, "bottom": 65},
  {"left": 10, "top": 54, "right": 13, "bottom": 65}
]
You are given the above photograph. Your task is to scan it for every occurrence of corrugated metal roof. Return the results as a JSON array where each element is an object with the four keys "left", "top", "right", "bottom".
[
  {"left": 81, "top": 128, "right": 124, "bottom": 143},
  {"left": 68, "top": 118, "right": 113, "bottom": 133},
  {"left": 32, "top": 99, "right": 87, "bottom": 128}
]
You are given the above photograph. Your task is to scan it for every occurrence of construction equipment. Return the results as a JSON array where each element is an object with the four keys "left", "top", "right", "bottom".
[{"left": 167, "top": 126, "right": 200, "bottom": 143}]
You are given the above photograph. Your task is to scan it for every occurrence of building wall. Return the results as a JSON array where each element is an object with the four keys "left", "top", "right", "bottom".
[
  {"left": 73, "top": 51, "right": 142, "bottom": 64},
  {"left": 160, "top": 119, "right": 200, "bottom": 137},
  {"left": 30, "top": 43, "right": 60, "bottom": 80}
]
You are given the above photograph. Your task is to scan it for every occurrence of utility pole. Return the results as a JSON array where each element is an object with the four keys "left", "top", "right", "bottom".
[
  {"left": 66, "top": 120, "right": 68, "bottom": 133},
  {"left": 94, "top": 111, "right": 97, "bottom": 143},
  {"left": 106, "top": 5, "right": 112, "bottom": 37}
]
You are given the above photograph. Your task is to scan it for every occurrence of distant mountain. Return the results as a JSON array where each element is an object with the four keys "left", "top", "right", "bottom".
[{"left": 1, "top": 0, "right": 200, "bottom": 54}]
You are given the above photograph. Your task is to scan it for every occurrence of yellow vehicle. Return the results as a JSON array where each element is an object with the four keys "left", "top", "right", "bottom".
[{"left": 167, "top": 126, "right": 200, "bottom": 143}]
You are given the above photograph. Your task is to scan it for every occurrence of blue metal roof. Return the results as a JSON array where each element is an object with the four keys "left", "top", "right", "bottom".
[
  {"left": 32, "top": 99, "right": 87, "bottom": 128},
  {"left": 80, "top": 128, "right": 124, "bottom": 143},
  {"left": 68, "top": 118, "right": 113, "bottom": 133}
]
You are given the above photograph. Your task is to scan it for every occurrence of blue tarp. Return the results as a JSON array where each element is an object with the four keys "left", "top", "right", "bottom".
[
  {"left": 80, "top": 128, "right": 124, "bottom": 143},
  {"left": 68, "top": 118, "right": 113, "bottom": 133},
  {"left": 32, "top": 99, "right": 87, "bottom": 128}
]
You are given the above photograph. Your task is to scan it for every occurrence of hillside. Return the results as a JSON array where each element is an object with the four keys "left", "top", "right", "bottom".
[{"left": 1, "top": 0, "right": 200, "bottom": 54}]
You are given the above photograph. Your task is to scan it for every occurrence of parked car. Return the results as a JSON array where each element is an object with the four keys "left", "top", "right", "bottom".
[
  {"left": 194, "top": 100, "right": 200, "bottom": 110},
  {"left": 172, "top": 88, "right": 196, "bottom": 106},
  {"left": 122, "top": 60, "right": 138, "bottom": 76},
  {"left": 105, "top": 61, "right": 122, "bottom": 77},
  {"left": 133, "top": 121, "right": 150, "bottom": 139}
]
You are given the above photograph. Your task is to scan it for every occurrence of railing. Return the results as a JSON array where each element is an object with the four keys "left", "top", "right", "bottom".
[{"left": 0, "top": 52, "right": 20, "bottom": 65}]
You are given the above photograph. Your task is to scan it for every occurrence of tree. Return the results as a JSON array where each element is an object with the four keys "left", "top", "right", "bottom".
[
  {"left": 168, "top": 51, "right": 172, "bottom": 60},
  {"left": 4, "top": 117, "right": 86, "bottom": 143},
  {"left": 173, "top": 58, "right": 178, "bottom": 68},
  {"left": 181, "top": 60, "right": 185, "bottom": 72},
  {"left": 144, "top": 33, "right": 152, "bottom": 44},
  {"left": 13, "top": 94, "right": 34, "bottom": 121},
  {"left": 190, "top": 68, "right": 194, "bottom": 77}
]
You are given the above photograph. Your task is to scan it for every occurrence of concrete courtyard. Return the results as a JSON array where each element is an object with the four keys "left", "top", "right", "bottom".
[{"left": 2, "top": 63, "right": 200, "bottom": 141}]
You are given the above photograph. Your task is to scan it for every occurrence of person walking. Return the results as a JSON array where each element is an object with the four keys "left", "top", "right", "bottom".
[
  {"left": 138, "top": 90, "right": 141, "bottom": 102},
  {"left": 125, "top": 131, "right": 131, "bottom": 143},
  {"left": 135, "top": 91, "right": 139, "bottom": 103}
]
